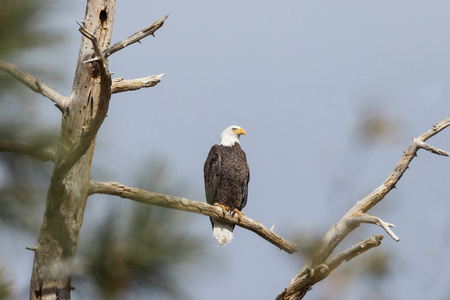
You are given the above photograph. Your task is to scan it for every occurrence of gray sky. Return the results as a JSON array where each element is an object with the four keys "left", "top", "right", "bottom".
[{"left": 7, "top": 1, "right": 450, "bottom": 299}]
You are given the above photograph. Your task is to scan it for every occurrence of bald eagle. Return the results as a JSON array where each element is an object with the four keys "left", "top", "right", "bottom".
[{"left": 204, "top": 125, "right": 250, "bottom": 245}]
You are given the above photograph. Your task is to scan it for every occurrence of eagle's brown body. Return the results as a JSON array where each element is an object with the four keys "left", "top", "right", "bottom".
[{"left": 204, "top": 143, "right": 249, "bottom": 212}]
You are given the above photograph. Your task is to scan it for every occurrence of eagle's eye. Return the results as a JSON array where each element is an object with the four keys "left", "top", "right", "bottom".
[{"left": 232, "top": 127, "right": 237, "bottom": 131}]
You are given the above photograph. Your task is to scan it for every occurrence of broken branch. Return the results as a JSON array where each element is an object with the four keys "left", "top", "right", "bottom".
[{"left": 111, "top": 74, "right": 164, "bottom": 94}]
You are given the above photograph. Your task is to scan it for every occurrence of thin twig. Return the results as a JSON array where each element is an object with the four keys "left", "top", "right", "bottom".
[
  {"left": 354, "top": 213, "right": 399, "bottom": 241},
  {"left": 104, "top": 14, "right": 169, "bottom": 57},
  {"left": 0, "top": 60, "right": 68, "bottom": 110},
  {"left": 89, "top": 181, "right": 298, "bottom": 254}
]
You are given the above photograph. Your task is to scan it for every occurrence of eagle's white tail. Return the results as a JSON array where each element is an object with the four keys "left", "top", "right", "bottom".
[{"left": 212, "top": 219, "right": 234, "bottom": 245}]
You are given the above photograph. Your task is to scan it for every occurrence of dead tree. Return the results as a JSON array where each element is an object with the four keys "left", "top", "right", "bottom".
[
  {"left": 0, "top": 0, "right": 295, "bottom": 299},
  {"left": 0, "top": 0, "right": 449, "bottom": 299},
  {"left": 0, "top": 0, "right": 165, "bottom": 298}
]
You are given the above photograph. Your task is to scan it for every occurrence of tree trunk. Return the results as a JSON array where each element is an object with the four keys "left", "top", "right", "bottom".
[{"left": 29, "top": 1, "right": 116, "bottom": 299}]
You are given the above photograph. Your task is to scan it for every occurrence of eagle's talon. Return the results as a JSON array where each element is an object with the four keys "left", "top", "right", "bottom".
[
  {"left": 214, "top": 203, "right": 230, "bottom": 217},
  {"left": 232, "top": 208, "right": 244, "bottom": 222}
]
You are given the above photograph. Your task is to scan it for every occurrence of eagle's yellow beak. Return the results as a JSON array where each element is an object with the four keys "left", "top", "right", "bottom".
[{"left": 234, "top": 128, "right": 246, "bottom": 136}]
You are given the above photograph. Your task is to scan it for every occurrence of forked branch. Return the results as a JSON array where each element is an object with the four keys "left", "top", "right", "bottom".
[
  {"left": 278, "top": 116, "right": 450, "bottom": 300},
  {"left": 89, "top": 180, "right": 298, "bottom": 254},
  {"left": 353, "top": 213, "right": 399, "bottom": 241},
  {"left": 278, "top": 235, "right": 384, "bottom": 300}
]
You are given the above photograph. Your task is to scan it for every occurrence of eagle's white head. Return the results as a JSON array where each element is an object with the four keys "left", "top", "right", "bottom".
[{"left": 220, "top": 125, "right": 246, "bottom": 147}]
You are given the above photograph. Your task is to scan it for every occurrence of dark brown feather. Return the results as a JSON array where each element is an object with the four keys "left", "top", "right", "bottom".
[{"left": 204, "top": 143, "right": 250, "bottom": 215}]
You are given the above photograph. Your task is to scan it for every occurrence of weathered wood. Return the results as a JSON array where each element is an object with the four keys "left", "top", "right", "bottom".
[
  {"left": 277, "top": 235, "right": 384, "bottom": 300},
  {"left": 104, "top": 14, "right": 168, "bottom": 57},
  {"left": 89, "top": 181, "right": 299, "bottom": 254},
  {"left": 111, "top": 74, "right": 165, "bottom": 94},
  {"left": 0, "top": 60, "right": 68, "bottom": 110},
  {"left": 277, "top": 116, "right": 450, "bottom": 300},
  {"left": 29, "top": 1, "right": 116, "bottom": 299}
]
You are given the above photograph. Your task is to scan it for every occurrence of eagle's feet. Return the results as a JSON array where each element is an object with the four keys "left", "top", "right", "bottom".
[
  {"left": 214, "top": 203, "right": 230, "bottom": 217},
  {"left": 231, "top": 208, "right": 244, "bottom": 222}
]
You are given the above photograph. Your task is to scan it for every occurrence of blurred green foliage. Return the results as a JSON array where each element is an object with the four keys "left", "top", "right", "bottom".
[
  {"left": 0, "top": 266, "right": 12, "bottom": 300},
  {"left": 0, "top": 0, "right": 58, "bottom": 234},
  {"left": 0, "top": 0, "right": 56, "bottom": 59},
  {"left": 0, "top": 0, "right": 59, "bottom": 297},
  {"left": 75, "top": 160, "right": 205, "bottom": 300}
]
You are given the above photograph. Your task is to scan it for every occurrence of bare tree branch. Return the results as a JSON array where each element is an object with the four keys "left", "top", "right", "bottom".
[
  {"left": 344, "top": 116, "right": 450, "bottom": 219},
  {"left": 104, "top": 14, "right": 169, "bottom": 57},
  {"left": 353, "top": 213, "right": 399, "bottom": 241},
  {"left": 111, "top": 74, "right": 164, "bottom": 94},
  {"left": 89, "top": 180, "right": 298, "bottom": 254},
  {"left": 325, "top": 234, "right": 384, "bottom": 272},
  {"left": 278, "top": 116, "right": 450, "bottom": 299},
  {"left": 277, "top": 235, "right": 384, "bottom": 300},
  {"left": 414, "top": 138, "right": 450, "bottom": 156},
  {"left": 0, "top": 139, "right": 55, "bottom": 161},
  {"left": 0, "top": 60, "right": 68, "bottom": 111}
]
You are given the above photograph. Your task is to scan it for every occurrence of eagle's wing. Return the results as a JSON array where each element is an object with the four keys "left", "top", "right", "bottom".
[
  {"left": 204, "top": 145, "right": 221, "bottom": 205},
  {"left": 240, "top": 152, "right": 250, "bottom": 210}
]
